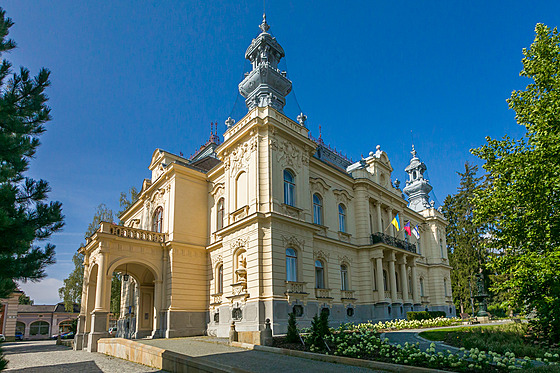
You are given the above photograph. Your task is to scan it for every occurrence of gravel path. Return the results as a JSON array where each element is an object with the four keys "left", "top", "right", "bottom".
[
  {"left": 2, "top": 340, "right": 163, "bottom": 372},
  {"left": 141, "top": 337, "right": 382, "bottom": 373}
]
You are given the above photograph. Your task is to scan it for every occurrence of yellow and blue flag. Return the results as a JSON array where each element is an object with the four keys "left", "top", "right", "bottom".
[{"left": 391, "top": 213, "right": 400, "bottom": 231}]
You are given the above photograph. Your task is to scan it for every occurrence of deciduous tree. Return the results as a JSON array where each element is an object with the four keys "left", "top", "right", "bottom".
[{"left": 472, "top": 24, "right": 560, "bottom": 343}]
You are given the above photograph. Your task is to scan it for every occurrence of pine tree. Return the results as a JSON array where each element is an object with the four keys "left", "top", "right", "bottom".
[
  {"left": 0, "top": 7, "right": 64, "bottom": 299},
  {"left": 441, "top": 162, "right": 487, "bottom": 314},
  {"left": 285, "top": 312, "right": 299, "bottom": 343}
]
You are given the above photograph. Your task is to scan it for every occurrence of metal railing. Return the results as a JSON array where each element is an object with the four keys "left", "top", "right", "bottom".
[{"left": 370, "top": 233, "right": 416, "bottom": 253}]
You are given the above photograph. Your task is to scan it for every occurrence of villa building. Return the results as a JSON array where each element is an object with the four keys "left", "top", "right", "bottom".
[{"left": 75, "top": 15, "right": 454, "bottom": 353}]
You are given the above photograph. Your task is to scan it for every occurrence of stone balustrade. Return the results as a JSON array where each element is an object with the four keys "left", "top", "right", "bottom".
[
  {"left": 384, "top": 291, "right": 391, "bottom": 299},
  {"left": 315, "top": 288, "right": 332, "bottom": 299},
  {"left": 285, "top": 281, "right": 307, "bottom": 294},
  {"left": 100, "top": 222, "right": 165, "bottom": 243},
  {"left": 341, "top": 290, "right": 356, "bottom": 300},
  {"left": 210, "top": 293, "right": 222, "bottom": 305}
]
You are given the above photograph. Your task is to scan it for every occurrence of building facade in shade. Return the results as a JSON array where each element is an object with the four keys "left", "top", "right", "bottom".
[{"left": 75, "top": 15, "right": 454, "bottom": 352}]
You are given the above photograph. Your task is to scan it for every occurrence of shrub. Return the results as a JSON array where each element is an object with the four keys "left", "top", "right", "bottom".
[
  {"left": 407, "top": 311, "right": 446, "bottom": 321},
  {"left": 306, "top": 310, "right": 331, "bottom": 351},
  {"left": 286, "top": 312, "right": 299, "bottom": 343}
]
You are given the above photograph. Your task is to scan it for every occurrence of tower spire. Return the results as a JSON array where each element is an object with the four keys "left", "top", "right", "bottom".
[
  {"left": 403, "top": 146, "right": 433, "bottom": 212},
  {"left": 238, "top": 15, "right": 292, "bottom": 112}
]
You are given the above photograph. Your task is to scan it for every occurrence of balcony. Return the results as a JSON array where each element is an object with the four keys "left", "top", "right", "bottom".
[
  {"left": 370, "top": 233, "right": 416, "bottom": 253},
  {"left": 210, "top": 293, "right": 222, "bottom": 306},
  {"left": 285, "top": 281, "right": 307, "bottom": 294},
  {"left": 315, "top": 288, "right": 333, "bottom": 299},
  {"left": 341, "top": 290, "right": 356, "bottom": 300},
  {"left": 103, "top": 223, "right": 165, "bottom": 243}
]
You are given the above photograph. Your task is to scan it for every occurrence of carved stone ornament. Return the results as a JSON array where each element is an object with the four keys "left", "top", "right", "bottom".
[
  {"left": 231, "top": 237, "right": 248, "bottom": 253},
  {"left": 281, "top": 235, "right": 305, "bottom": 251},
  {"left": 310, "top": 177, "right": 331, "bottom": 195},
  {"left": 274, "top": 139, "right": 303, "bottom": 169},
  {"left": 333, "top": 189, "right": 353, "bottom": 205},
  {"left": 338, "top": 255, "right": 352, "bottom": 264},
  {"left": 150, "top": 186, "right": 166, "bottom": 205},
  {"left": 210, "top": 182, "right": 225, "bottom": 199},
  {"left": 224, "top": 142, "right": 252, "bottom": 174},
  {"left": 313, "top": 249, "right": 329, "bottom": 260},
  {"left": 213, "top": 254, "right": 223, "bottom": 266}
]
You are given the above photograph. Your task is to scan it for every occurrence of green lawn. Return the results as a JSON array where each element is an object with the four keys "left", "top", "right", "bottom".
[{"left": 419, "top": 323, "right": 560, "bottom": 360}]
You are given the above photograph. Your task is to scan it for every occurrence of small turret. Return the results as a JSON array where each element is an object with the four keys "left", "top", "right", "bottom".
[
  {"left": 238, "top": 14, "right": 292, "bottom": 112},
  {"left": 403, "top": 146, "right": 433, "bottom": 212}
]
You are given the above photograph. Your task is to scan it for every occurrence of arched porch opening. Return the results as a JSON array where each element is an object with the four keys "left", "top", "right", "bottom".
[{"left": 111, "top": 260, "right": 161, "bottom": 340}]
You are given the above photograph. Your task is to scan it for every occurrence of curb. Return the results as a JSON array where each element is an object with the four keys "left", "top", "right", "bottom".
[{"left": 231, "top": 341, "right": 448, "bottom": 373}]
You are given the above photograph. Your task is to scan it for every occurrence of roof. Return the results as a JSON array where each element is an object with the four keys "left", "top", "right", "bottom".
[{"left": 17, "top": 302, "right": 80, "bottom": 314}]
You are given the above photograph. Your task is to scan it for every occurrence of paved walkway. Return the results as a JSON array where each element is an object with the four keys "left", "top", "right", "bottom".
[
  {"left": 140, "top": 337, "right": 383, "bottom": 372},
  {"left": 2, "top": 340, "right": 162, "bottom": 372}
]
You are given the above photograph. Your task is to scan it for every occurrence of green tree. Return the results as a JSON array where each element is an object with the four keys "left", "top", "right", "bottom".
[
  {"left": 285, "top": 312, "right": 299, "bottom": 343},
  {"left": 18, "top": 292, "right": 33, "bottom": 305},
  {"left": 441, "top": 162, "right": 487, "bottom": 314},
  {"left": 472, "top": 24, "right": 560, "bottom": 344},
  {"left": 0, "top": 8, "right": 64, "bottom": 300},
  {"left": 117, "top": 186, "right": 139, "bottom": 219},
  {"left": 59, "top": 187, "right": 137, "bottom": 313}
]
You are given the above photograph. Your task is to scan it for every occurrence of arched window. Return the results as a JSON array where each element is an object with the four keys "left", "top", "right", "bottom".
[
  {"left": 217, "top": 198, "right": 224, "bottom": 230},
  {"left": 383, "top": 270, "right": 388, "bottom": 291},
  {"left": 236, "top": 172, "right": 248, "bottom": 208},
  {"left": 444, "top": 278, "right": 448, "bottom": 297},
  {"left": 338, "top": 204, "right": 346, "bottom": 232},
  {"left": 395, "top": 271, "right": 400, "bottom": 292},
  {"left": 312, "top": 194, "right": 323, "bottom": 225},
  {"left": 286, "top": 248, "right": 297, "bottom": 282},
  {"left": 284, "top": 170, "right": 295, "bottom": 206},
  {"left": 16, "top": 321, "right": 25, "bottom": 335},
  {"left": 315, "top": 260, "right": 325, "bottom": 289},
  {"left": 59, "top": 320, "right": 73, "bottom": 334},
  {"left": 217, "top": 264, "right": 223, "bottom": 293},
  {"left": 420, "top": 278, "right": 425, "bottom": 296},
  {"left": 340, "top": 264, "right": 348, "bottom": 291},
  {"left": 152, "top": 207, "right": 163, "bottom": 233},
  {"left": 29, "top": 321, "right": 49, "bottom": 336}
]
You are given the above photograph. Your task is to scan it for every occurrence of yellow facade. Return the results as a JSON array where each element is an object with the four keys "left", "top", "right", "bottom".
[{"left": 75, "top": 19, "right": 453, "bottom": 352}]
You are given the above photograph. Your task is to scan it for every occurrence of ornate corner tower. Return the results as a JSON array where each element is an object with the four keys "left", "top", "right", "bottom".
[
  {"left": 238, "top": 14, "right": 292, "bottom": 112},
  {"left": 403, "top": 146, "right": 433, "bottom": 212}
]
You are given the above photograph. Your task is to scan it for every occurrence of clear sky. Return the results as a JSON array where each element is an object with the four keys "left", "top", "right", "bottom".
[{"left": 3, "top": 1, "right": 558, "bottom": 304}]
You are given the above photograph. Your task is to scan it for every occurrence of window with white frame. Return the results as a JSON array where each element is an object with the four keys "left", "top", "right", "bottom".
[
  {"left": 283, "top": 169, "right": 295, "bottom": 206},
  {"left": 312, "top": 193, "right": 323, "bottom": 225},
  {"left": 338, "top": 203, "right": 347, "bottom": 232},
  {"left": 152, "top": 207, "right": 163, "bottom": 233},
  {"left": 286, "top": 248, "right": 297, "bottom": 282},
  {"left": 340, "top": 264, "right": 348, "bottom": 290},
  {"left": 315, "top": 260, "right": 325, "bottom": 289}
]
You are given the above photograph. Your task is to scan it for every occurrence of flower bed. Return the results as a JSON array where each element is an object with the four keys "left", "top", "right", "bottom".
[
  {"left": 288, "top": 320, "right": 560, "bottom": 372},
  {"left": 348, "top": 317, "right": 462, "bottom": 332}
]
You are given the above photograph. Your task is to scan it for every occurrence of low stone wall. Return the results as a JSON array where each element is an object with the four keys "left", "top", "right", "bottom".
[
  {"left": 98, "top": 338, "right": 162, "bottom": 369},
  {"left": 97, "top": 338, "right": 246, "bottom": 373}
]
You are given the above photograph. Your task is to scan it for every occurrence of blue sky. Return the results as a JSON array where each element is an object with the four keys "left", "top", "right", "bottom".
[{"left": 3, "top": 1, "right": 558, "bottom": 304}]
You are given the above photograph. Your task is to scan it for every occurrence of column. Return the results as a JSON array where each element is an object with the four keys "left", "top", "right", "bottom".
[
  {"left": 376, "top": 203, "right": 382, "bottom": 233},
  {"left": 399, "top": 257, "right": 409, "bottom": 303},
  {"left": 375, "top": 256, "right": 384, "bottom": 301},
  {"left": 388, "top": 253, "right": 397, "bottom": 301},
  {"left": 88, "top": 251, "right": 109, "bottom": 352},
  {"left": 411, "top": 260, "right": 420, "bottom": 304},
  {"left": 152, "top": 280, "right": 163, "bottom": 338}
]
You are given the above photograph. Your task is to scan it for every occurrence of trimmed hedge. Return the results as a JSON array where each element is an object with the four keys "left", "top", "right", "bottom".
[{"left": 406, "top": 311, "right": 446, "bottom": 321}]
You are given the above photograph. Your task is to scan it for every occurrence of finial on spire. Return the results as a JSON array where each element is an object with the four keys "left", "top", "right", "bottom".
[
  {"left": 259, "top": 13, "right": 270, "bottom": 33},
  {"left": 411, "top": 144, "right": 417, "bottom": 158},
  {"left": 297, "top": 112, "right": 307, "bottom": 126}
]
